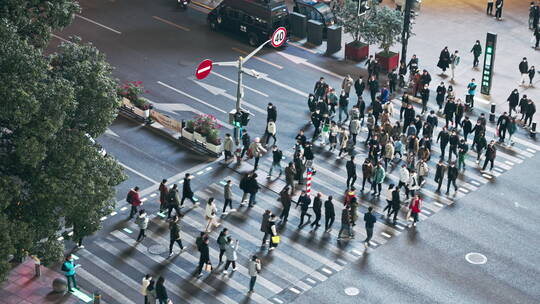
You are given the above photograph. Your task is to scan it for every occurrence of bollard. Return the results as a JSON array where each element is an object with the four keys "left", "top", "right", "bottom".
[
  {"left": 290, "top": 12, "right": 307, "bottom": 39},
  {"left": 306, "top": 20, "right": 323, "bottom": 45},
  {"left": 34, "top": 260, "right": 41, "bottom": 277},
  {"left": 306, "top": 168, "right": 313, "bottom": 194},
  {"left": 326, "top": 25, "right": 342, "bottom": 55},
  {"left": 489, "top": 103, "right": 496, "bottom": 122},
  {"left": 530, "top": 122, "right": 537, "bottom": 138},
  {"left": 93, "top": 291, "right": 101, "bottom": 304}
]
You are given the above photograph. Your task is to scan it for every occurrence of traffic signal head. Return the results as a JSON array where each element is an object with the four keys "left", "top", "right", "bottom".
[
  {"left": 240, "top": 111, "right": 250, "bottom": 126},
  {"left": 233, "top": 111, "right": 242, "bottom": 127}
]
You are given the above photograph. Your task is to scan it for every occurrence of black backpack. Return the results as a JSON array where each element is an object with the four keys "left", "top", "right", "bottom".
[
  {"left": 61, "top": 262, "right": 69, "bottom": 272},
  {"left": 126, "top": 191, "right": 133, "bottom": 204}
]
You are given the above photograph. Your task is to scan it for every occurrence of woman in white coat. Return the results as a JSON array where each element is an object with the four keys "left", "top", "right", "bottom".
[
  {"left": 222, "top": 237, "right": 239, "bottom": 274},
  {"left": 205, "top": 197, "right": 220, "bottom": 232},
  {"left": 407, "top": 169, "right": 420, "bottom": 199}
]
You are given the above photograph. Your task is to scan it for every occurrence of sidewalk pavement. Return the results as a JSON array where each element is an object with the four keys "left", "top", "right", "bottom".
[{"left": 0, "top": 260, "right": 78, "bottom": 304}]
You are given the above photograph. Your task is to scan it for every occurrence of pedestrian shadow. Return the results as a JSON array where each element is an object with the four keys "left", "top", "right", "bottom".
[
  {"left": 356, "top": 250, "right": 369, "bottom": 270},
  {"left": 203, "top": 273, "right": 229, "bottom": 295},
  {"left": 406, "top": 227, "right": 419, "bottom": 244}
]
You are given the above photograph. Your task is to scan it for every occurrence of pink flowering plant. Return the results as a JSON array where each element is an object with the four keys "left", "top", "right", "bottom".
[
  {"left": 190, "top": 114, "right": 222, "bottom": 144},
  {"left": 118, "top": 81, "right": 152, "bottom": 110}
]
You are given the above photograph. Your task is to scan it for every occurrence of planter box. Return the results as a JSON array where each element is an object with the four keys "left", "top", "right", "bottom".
[
  {"left": 182, "top": 129, "right": 194, "bottom": 141},
  {"left": 193, "top": 132, "right": 206, "bottom": 144},
  {"left": 206, "top": 142, "right": 223, "bottom": 154},
  {"left": 376, "top": 51, "right": 400, "bottom": 72},
  {"left": 345, "top": 41, "right": 369, "bottom": 61}
]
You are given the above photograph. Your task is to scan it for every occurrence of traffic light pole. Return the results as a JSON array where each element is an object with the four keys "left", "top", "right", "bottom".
[{"left": 400, "top": 0, "right": 413, "bottom": 66}]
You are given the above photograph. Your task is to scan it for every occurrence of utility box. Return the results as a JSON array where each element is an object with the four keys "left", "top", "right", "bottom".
[
  {"left": 290, "top": 12, "right": 307, "bottom": 39},
  {"left": 326, "top": 25, "right": 342, "bottom": 55},
  {"left": 307, "top": 20, "right": 323, "bottom": 45}
]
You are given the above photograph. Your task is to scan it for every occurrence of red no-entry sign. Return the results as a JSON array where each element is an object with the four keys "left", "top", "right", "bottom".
[
  {"left": 271, "top": 27, "right": 287, "bottom": 48},
  {"left": 196, "top": 59, "right": 213, "bottom": 80}
]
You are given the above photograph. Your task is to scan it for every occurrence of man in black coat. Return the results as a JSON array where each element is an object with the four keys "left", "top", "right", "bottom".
[
  {"left": 435, "top": 160, "right": 446, "bottom": 192},
  {"left": 297, "top": 191, "right": 312, "bottom": 228},
  {"left": 403, "top": 104, "right": 416, "bottom": 132},
  {"left": 507, "top": 89, "right": 519, "bottom": 115},
  {"left": 279, "top": 186, "right": 292, "bottom": 222},
  {"left": 446, "top": 162, "right": 459, "bottom": 195},
  {"left": 247, "top": 173, "right": 260, "bottom": 207},
  {"left": 354, "top": 76, "right": 365, "bottom": 101},
  {"left": 495, "top": 0, "right": 503, "bottom": 20},
  {"left": 314, "top": 77, "right": 326, "bottom": 100},
  {"left": 267, "top": 103, "right": 277, "bottom": 123},
  {"left": 310, "top": 193, "right": 323, "bottom": 228},
  {"left": 437, "top": 127, "right": 450, "bottom": 160},
  {"left": 196, "top": 237, "right": 211, "bottom": 277},
  {"left": 497, "top": 112, "right": 510, "bottom": 143},
  {"left": 181, "top": 173, "right": 197, "bottom": 206},
  {"left": 346, "top": 155, "right": 357, "bottom": 188},
  {"left": 324, "top": 196, "right": 335, "bottom": 232},
  {"left": 482, "top": 140, "right": 497, "bottom": 171},
  {"left": 448, "top": 130, "right": 460, "bottom": 162},
  {"left": 461, "top": 116, "right": 473, "bottom": 142},
  {"left": 519, "top": 57, "right": 529, "bottom": 85},
  {"left": 363, "top": 207, "right": 377, "bottom": 248},
  {"left": 368, "top": 76, "right": 379, "bottom": 104},
  {"left": 444, "top": 99, "right": 457, "bottom": 127},
  {"left": 388, "top": 188, "right": 401, "bottom": 224}
]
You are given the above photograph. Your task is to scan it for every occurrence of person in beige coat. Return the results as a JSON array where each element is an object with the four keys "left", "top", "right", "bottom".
[
  {"left": 342, "top": 74, "right": 354, "bottom": 95},
  {"left": 205, "top": 198, "right": 220, "bottom": 232},
  {"left": 384, "top": 139, "right": 395, "bottom": 170},
  {"left": 223, "top": 133, "right": 234, "bottom": 162}
]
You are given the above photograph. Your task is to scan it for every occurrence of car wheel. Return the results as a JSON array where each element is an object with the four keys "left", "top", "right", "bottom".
[{"left": 248, "top": 33, "right": 258, "bottom": 47}]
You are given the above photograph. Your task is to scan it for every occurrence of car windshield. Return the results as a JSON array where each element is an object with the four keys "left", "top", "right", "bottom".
[{"left": 312, "top": 3, "right": 335, "bottom": 24}]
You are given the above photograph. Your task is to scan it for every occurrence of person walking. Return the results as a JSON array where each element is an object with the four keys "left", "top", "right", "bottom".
[
  {"left": 142, "top": 274, "right": 152, "bottom": 304},
  {"left": 497, "top": 112, "right": 510, "bottom": 143},
  {"left": 62, "top": 254, "right": 79, "bottom": 292},
  {"left": 470, "top": 40, "right": 482, "bottom": 68},
  {"left": 482, "top": 140, "right": 497, "bottom": 172},
  {"left": 135, "top": 209, "right": 149, "bottom": 242},
  {"left": 155, "top": 277, "right": 169, "bottom": 304},
  {"left": 166, "top": 184, "right": 181, "bottom": 219},
  {"left": 466, "top": 79, "right": 477, "bottom": 109},
  {"left": 434, "top": 160, "right": 446, "bottom": 192},
  {"left": 223, "top": 133, "right": 234, "bottom": 162},
  {"left": 519, "top": 57, "right": 529, "bottom": 85},
  {"left": 408, "top": 194, "right": 423, "bottom": 227},
  {"left": 247, "top": 173, "right": 260, "bottom": 207},
  {"left": 384, "top": 138, "right": 395, "bottom": 170},
  {"left": 363, "top": 206, "right": 377, "bottom": 249},
  {"left": 346, "top": 155, "right": 357, "bottom": 189},
  {"left": 222, "top": 237, "right": 239, "bottom": 274},
  {"left": 398, "top": 164, "right": 410, "bottom": 198},
  {"left": 260, "top": 210, "right": 272, "bottom": 245},
  {"left": 383, "top": 184, "right": 395, "bottom": 217},
  {"left": 168, "top": 215, "right": 184, "bottom": 257},
  {"left": 267, "top": 102, "right": 277, "bottom": 123},
  {"left": 461, "top": 116, "right": 473, "bottom": 142},
  {"left": 487, "top": 0, "right": 494, "bottom": 15},
  {"left": 495, "top": 0, "right": 503, "bottom": 20},
  {"left": 279, "top": 186, "right": 292, "bottom": 222},
  {"left": 217, "top": 228, "right": 229, "bottom": 264},
  {"left": 324, "top": 196, "right": 335, "bottom": 232},
  {"left": 158, "top": 179, "right": 168, "bottom": 213},
  {"left": 534, "top": 26, "right": 540, "bottom": 49},
  {"left": 507, "top": 89, "right": 520, "bottom": 115},
  {"left": 420, "top": 84, "right": 430, "bottom": 114},
  {"left": 248, "top": 255, "right": 262, "bottom": 293},
  {"left": 361, "top": 158, "right": 374, "bottom": 192},
  {"left": 146, "top": 279, "right": 157, "bottom": 304},
  {"left": 457, "top": 139, "right": 469, "bottom": 171},
  {"left": 437, "top": 46, "right": 451, "bottom": 73},
  {"left": 342, "top": 74, "right": 354, "bottom": 96},
  {"left": 338, "top": 91, "right": 350, "bottom": 123},
  {"left": 223, "top": 180, "right": 233, "bottom": 214},
  {"left": 314, "top": 77, "right": 326, "bottom": 100},
  {"left": 475, "top": 132, "right": 487, "bottom": 164},
  {"left": 239, "top": 173, "right": 250, "bottom": 205},
  {"left": 337, "top": 206, "right": 354, "bottom": 240},
  {"left": 436, "top": 82, "right": 446, "bottom": 112},
  {"left": 264, "top": 120, "right": 277, "bottom": 146},
  {"left": 354, "top": 76, "right": 365, "bottom": 102},
  {"left": 249, "top": 137, "right": 267, "bottom": 170},
  {"left": 368, "top": 75, "right": 379, "bottom": 104},
  {"left": 196, "top": 237, "right": 211, "bottom": 278},
  {"left": 450, "top": 50, "right": 460, "bottom": 80},
  {"left": 240, "top": 129, "right": 251, "bottom": 158},
  {"left": 524, "top": 99, "right": 536, "bottom": 127},
  {"left": 337, "top": 129, "right": 350, "bottom": 159},
  {"left": 408, "top": 169, "right": 420, "bottom": 198},
  {"left": 446, "top": 162, "right": 459, "bottom": 194},
  {"left": 268, "top": 145, "right": 283, "bottom": 178},
  {"left": 127, "top": 186, "right": 142, "bottom": 219},
  {"left": 284, "top": 162, "right": 296, "bottom": 195},
  {"left": 181, "top": 173, "right": 198, "bottom": 206},
  {"left": 204, "top": 198, "right": 220, "bottom": 232},
  {"left": 349, "top": 117, "right": 361, "bottom": 145},
  {"left": 528, "top": 66, "right": 536, "bottom": 86},
  {"left": 448, "top": 130, "right": 459, "bottom": 162},
  {"left": 388, "top": 187, "right": 401, "bottom": 224},
  {"left": 371, "top": 162, "right": 385, "bottom": 196},
  {"left": 311, "top": 193, "right": 323, "bottom": 228},
  {"left": 388, "top": 69, "right": 398, "bottom": 94},
  {"left": 268, "top": 215, "right": 279, "bottom": 252},
  {"left": 298, "top": 191, "right": 313, "bottom": 228}
]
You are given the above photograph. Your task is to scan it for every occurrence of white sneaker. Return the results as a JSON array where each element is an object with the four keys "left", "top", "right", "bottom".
[
  {"left": 364, "top": 242, "right": 369, "bottom": 249},
  {"left": 232, "top": 267, "right": 237, "bottom": 272},
  {"left": 222, "top": 270, "right": 228, "bottom": 274},
  {"left": 77, "top": 245, "right": 85, "bottom": 249}
]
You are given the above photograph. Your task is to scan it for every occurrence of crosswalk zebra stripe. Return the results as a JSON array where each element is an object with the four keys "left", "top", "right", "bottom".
[{"left": 76, "top": 266, "right": 136, "bottom": 304}]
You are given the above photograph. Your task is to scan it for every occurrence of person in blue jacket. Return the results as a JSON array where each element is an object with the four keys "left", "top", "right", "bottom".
[{"left": 62, "top": 254, "right": 78, "bottom": 292}]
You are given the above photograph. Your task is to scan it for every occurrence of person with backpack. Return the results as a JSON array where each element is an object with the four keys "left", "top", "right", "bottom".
[
  {"left": 62, "top": 254, "right": 79, "bottom": 292},
  {"left": 268, "top": 145, "right": 283, "bottom": 178},
  {"left": 168, "top": 215, "right": 184, "bottom": 258},
  {"left": 217, "top": 228, "right": 229, "bottom": 264},
  {"left": 158, "top": 179, "right": 168, "bottom": 213},
  {"left": 167, "top": 184, "right": 181, "bottom": 219},
  {"left": 135, "top": 209, "right": 149, "bottom": 242},
  {"left": 181, "top": 173, "right": 198, "bottom": 206},
  {"left": 127, "top": 186, "right": 142, "bottom": 219}
]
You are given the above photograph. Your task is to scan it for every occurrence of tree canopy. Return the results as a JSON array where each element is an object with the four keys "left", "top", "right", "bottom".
[{"left": 0, "top": 14, "right": 125, "bottom": 280}]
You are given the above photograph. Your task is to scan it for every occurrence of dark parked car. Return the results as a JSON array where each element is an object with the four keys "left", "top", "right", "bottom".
[{"left": 293, "top": 0, "right": 336, "bottom": 38}]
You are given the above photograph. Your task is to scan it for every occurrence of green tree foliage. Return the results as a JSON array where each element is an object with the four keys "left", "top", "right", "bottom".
[
  {"left": 0, "top": 0, "right": 80, "bottom": 48},
  {"left": 0, "top": 21, "right": 125, "bottom": 280},
  {"left": 363, "top": 5, "right": 408, "bottom": 54},
  {"left": 334, "top": 0, "right": 372, "bottom": 44}
]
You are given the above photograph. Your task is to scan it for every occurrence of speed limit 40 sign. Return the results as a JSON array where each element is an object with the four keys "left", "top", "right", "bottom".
[{"left": 271, "top": 27, "right": 287, "bottom": 48}]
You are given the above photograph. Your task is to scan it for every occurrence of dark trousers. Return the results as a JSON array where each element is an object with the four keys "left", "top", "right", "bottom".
[
  {"left": 364, "top": 227, "right": 374, "bottom": 243},
  {"left": 346, "top": 174, "right": 357, "bottom": 188},
  {"left": 473, "top": 55, "right": 479, "bottom": 67},
  {"left": 223, "top": 199, "right": 232, "bottom": 212},
  {"left": 136, "top": 229, "right": 146, "bottom": 242},
  {"left": 325, "top": 216, "right": 335, "bottom": 230},
  {"left": 524, "top": 114, "right": 533, "bottom": 127},
  {"left": 311, "top": 212, "right": 321, "bottom": 227},
  {"left": 224, "top": 260, "right": 236, "bottom": 270},
  {"left": 180, "top": 195, "right": 195, "bottom": 206},
  {"left": 487, "top": 2, "right": 493, "bottom": 14},
  {"left": 66, "top": 275, "right": 77, "bottom": 290},
  {"left": 495, "top": 7, "right": 502, "bottom": 19},
  {"left": 249, "top": 276, "right": 257, "bottom": 291},
  {"left": 447, "top": 178, "right": 458, "bottom": 193},
  {"left": 224, "top": 150, "right": 232, "bottom": 161},
  {"left": 169, "top": 239, "right": 184, "bottom": 254},
  {"left": 388, "top": 207, "right": 399, "bottom": 222},
  {"left": 197, "top": 259, "right": 207, "bottom": 275},
  {"left": 361, "top": 176, "right": 371, "bottom": 191},
  {"left": 483, "top": 158, "right": 494, "bottom": 171},
  {"left": 262, "top": 232, "right": 270, "bottom": 244},
  {"left": 299, "top": 210, "right": 312, "bottom": 226},
  {"left": 371, "top": 182, "right": 382, "bottom": 194},
  {"left": 435, "top": 175, "right": 443, "bottom": 191},
  {"left": 129, "top": 205, "right": 138, "bottom": 218},
  {"left": 219, "top": 249, "right": 226, "bottom": 263},
  {"left": 167, "top": 205, "right": 181, "bottom": 218},
  {"left": 254, "top": 156, "right": 260, "bottom": 170},
  {"left": 241, "top": 145, "right": 249, "bottom": 158},
  {"left": 499, "top": 127, "right": 507, "bottom": 141},
  {"left": 370, "top": 90, "right": 377, "bottom": 103},
  {"left": 383, "top": 200, "right": 393, "bottom": 215},
  {"left": 280, "top": 206, "right": 290, "bottom": 221},
  {"left": 440, "top": 144, "right": 447, "bottom": 159},
  {"left": 448, "top": 145, "right": 457, "bottom": 162}
]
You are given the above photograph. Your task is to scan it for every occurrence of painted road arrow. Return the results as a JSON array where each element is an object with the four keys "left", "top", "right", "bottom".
[{"left": 276, "top": 52, "right": 344, "bottom": 79}]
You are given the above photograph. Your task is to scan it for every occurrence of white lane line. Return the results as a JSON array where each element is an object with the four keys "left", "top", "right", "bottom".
[
  {"left": 276, "top": 51, "right": 344, "bottom": 79},
  {"left": 482, "top": 173, "right": 493, "bottom": 179},
  {"left": 494, "top": 167, "right": 504, "bottom": 173},
  {"left": 120, "top": 207, "right": 128, "bottom": 211},
  {"left": 505, "top": 161, "right": 514, "bottom": 166},
  {"left": 459, "top": 188, "right": 469, "bottom": 193},
  {"left": 381, "top": 232, "right": 392, "bottom": 238},
  {"left": 205, "top": 167, "right": 212, "bottom": 171},
  {"left": 527, "top": 148, "right": 537, "bottom": 153},
  {"left": 261, "top": 75, "right": 309, "bottom": 97},
  {"left": 141, "top": 198, "right": 148, "bottom": 202},
  {"left": 321, "top": 267, "right": 332, "bottom": 274},
  {"left": 306, "top": 278, "right": 317, "bottom": 284},
  {"left": 273, "top": 298, "right": 284, "bottom": 304},
  {"left": 197, "top": 171, "right": 204, "bottom": 175},
  {"left": 211, "top": 72, "right": 269, "bottom": 97},
  {"left": 118, "top": 161, "right": 159, "bottom": 184},
  {"left": 290, "top": 287, "right": 301, "bottom": 294},
  {"left": 157, "top": 81, "right": 227, "bottom": 114},
  {"left": 351, "top": 249, "right": 363, "bottom": 256},
  {"left": 75, "top": 14, "right": 122, "bottom": 34},
  {"left": 434, "top": 202, "right": 444, "bottom": 207},
  {"left": 470, "top": 180, "right": 481, "bottom": 186},
  {"left": 422, "top": 210, "right": 432, "bottom": 215},
  {"left": 110, "top": 211, "right": 117, "bottom": 216},
  {"left": 150, "top": 193, "right": 157, "bottom": 197}
]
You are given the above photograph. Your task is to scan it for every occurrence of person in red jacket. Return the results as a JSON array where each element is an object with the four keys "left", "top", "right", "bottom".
[
  {"left": 408, "top": 194, "right": 423, "bottom": 227},
  {"left": 158, "top": 179, "right": 168, "bottom": 213},
  {"left": 128, "top": 186, "right": 142, "bottom": 219}
]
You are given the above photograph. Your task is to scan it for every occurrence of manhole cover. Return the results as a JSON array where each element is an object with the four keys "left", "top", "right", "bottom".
[
  {"left": 344, "top": 287, "right": 359, "bottom": 296},
  {"left": 148, "top": 245, "right": 167, "bottom": 255},
  {"left": 465, "top": 252, "right": 487, "bottom": 265}
]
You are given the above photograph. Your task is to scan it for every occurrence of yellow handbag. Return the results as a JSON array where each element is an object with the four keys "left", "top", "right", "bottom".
[{"left": 271, "top": 236, "right": 281, "bottom": 244}]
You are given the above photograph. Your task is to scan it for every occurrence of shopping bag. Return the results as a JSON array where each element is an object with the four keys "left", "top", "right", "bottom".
[
  {"left": 271, "top": 236, "right": 281, "bottom": 244},
  {"left": 204, "top": 263, "right": 213, "bottom": 272}
]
